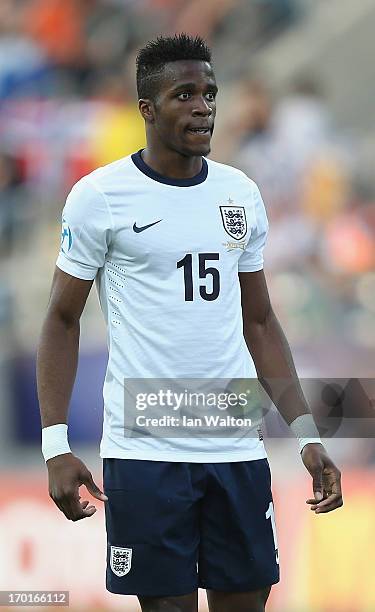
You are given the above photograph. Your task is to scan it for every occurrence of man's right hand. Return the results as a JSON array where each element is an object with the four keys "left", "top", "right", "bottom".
[{"left": 47, "top": 453, "right": 108, "bottom": 521}]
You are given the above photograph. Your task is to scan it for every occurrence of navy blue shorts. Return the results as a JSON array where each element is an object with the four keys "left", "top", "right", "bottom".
[{"left": 103, "top": 458, "right": 280, "bottom": 597}]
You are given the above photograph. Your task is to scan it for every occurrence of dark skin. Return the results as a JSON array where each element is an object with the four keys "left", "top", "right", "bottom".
[
  {"left": 239, "top": 271, "right": 343, "bottom": 516},
  {"left": 37, "top": 270, "right": 107, "bottom": 520},
  {"left": 37, "top": 60, "right": 342, "bottom": 612},
  {"left": 139, "top": 60, "right": 217, "bottom": 177}
]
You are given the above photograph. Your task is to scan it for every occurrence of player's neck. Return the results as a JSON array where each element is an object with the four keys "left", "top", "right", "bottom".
[{"left": 141, "top": 146, "right": 202, "bottom": 180}]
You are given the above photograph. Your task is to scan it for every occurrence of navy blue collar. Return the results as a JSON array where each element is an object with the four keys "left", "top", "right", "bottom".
[{"left": 131, "top": 149, "right": 208, "bottom": 187}]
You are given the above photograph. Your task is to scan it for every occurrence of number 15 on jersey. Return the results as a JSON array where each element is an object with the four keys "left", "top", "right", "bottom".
[{"left": 177, "top": 253, "right": 220, "bottom": 302}]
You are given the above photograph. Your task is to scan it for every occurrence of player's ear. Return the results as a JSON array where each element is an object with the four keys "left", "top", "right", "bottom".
[{"left": 139, "top": 99, "right": 155, "bottom": 123}]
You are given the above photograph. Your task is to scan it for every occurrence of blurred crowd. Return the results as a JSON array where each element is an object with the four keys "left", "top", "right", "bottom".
[
  {"left": 215, "top": 76, "right": 375, "bottom": 363},
  {"left": 0, "top": 0, "right": 374, "bottom": 459}
]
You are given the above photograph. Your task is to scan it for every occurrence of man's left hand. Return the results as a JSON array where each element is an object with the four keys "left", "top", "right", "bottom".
[{"left": 301, "top": 443, "right": 343, "bottom": 514}]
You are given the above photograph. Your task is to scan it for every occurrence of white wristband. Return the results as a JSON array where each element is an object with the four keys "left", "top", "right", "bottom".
[
  {"left": 290, "top": 414, "right": 322, "bottom": 453},
  {"left": 297, "top": 437, "right": 323, "bottom": 453},
  {"left": 41, "top": 424, "right": 71, "bottom": 462}
]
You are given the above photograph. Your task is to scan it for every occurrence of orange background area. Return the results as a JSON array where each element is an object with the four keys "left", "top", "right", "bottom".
[{"left": 0, "top": 470, "right": 374, "bottom": 612}]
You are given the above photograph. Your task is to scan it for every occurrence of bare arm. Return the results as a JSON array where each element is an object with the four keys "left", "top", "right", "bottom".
[
  {"left": 37, "top": 267, "right": 93, "bottom": 427},
  {"left": 240, "top": 270, "right": 343, "bottom": 513},
  {"left": 239, "top": 269, "right": 309, "bottom": 424},
  {"left": 37, "top": 267, "right": 107, "bottom": 521}
]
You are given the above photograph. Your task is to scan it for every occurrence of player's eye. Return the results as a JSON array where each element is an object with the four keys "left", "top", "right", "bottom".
[
  {"left": 206, "top": 92, "right": 216, "bottom": 101},
  {"left": 178, "top": 92, "right": 191, "bottom": 101}
]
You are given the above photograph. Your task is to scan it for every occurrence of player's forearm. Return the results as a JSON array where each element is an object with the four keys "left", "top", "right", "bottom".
[
  {"left": 37, "top": 313, "right": 80, "bottom": 427},
  {"left": 243, "top": 308, "right": 310, "bottom": 424}
]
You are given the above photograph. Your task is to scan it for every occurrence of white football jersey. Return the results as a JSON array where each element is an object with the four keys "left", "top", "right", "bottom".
[{"left": 57, "top": 150, "right": 269, "bottom": 462}]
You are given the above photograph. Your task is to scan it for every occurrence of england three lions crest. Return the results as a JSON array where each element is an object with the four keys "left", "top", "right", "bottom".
[
  {"left": 110, "top": 546, "right": 132, "bottom": 577},
  {"left": 220, "top": 201, "right": 247, "bottom": 240}
]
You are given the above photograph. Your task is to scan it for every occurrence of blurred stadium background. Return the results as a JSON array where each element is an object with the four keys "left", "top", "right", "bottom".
[{"left": 1, "top": 0, "right": 375, "bottom": 610}]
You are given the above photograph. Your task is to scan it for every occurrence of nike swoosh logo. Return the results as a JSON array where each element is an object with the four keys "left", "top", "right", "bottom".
[{"left": 133, "top": 219, "right": 162, "bottom": 233}]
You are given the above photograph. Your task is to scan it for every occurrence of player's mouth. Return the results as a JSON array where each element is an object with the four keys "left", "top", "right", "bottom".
[{"left": 186, "top": 127, "right": 211, "bottom": 137}]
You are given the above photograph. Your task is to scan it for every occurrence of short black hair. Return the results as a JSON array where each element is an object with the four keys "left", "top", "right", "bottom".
[{"left": 136, "top": 33, "right": 212, "bottom": 101}]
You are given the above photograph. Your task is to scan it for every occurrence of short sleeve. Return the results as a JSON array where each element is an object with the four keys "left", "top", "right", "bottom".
[
  {"left": 238, "top": 183, "right": 269, "bottom": 272},
  {"left": 56, "top": 177, "right": 113, "bottom": 280}
]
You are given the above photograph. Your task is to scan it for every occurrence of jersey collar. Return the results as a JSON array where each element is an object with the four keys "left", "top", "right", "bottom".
[{"left": 131, "top": 149, "right": 208, "bottom": 187}]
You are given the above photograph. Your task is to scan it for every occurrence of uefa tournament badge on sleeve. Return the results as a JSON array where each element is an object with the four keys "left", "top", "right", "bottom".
[{"left": 60, "top": 218, "right": 73, "bottom": 254}]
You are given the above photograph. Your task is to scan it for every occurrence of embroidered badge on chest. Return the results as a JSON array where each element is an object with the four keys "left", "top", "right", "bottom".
[
  {"left": 220, "top": 199, "right": 247, "bottom": 240},
  {"left": 110, "top": 546, "right": 132, "bottom": 577}
]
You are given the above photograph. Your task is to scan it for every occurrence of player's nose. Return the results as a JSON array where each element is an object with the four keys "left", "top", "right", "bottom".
[{"left": 192, "top": 97, "right": 213, "bottom": 116}]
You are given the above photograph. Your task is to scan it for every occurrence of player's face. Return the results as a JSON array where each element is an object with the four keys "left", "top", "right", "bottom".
[{"left": 152, "top": 60, "right": 217, "bottom": 157}]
